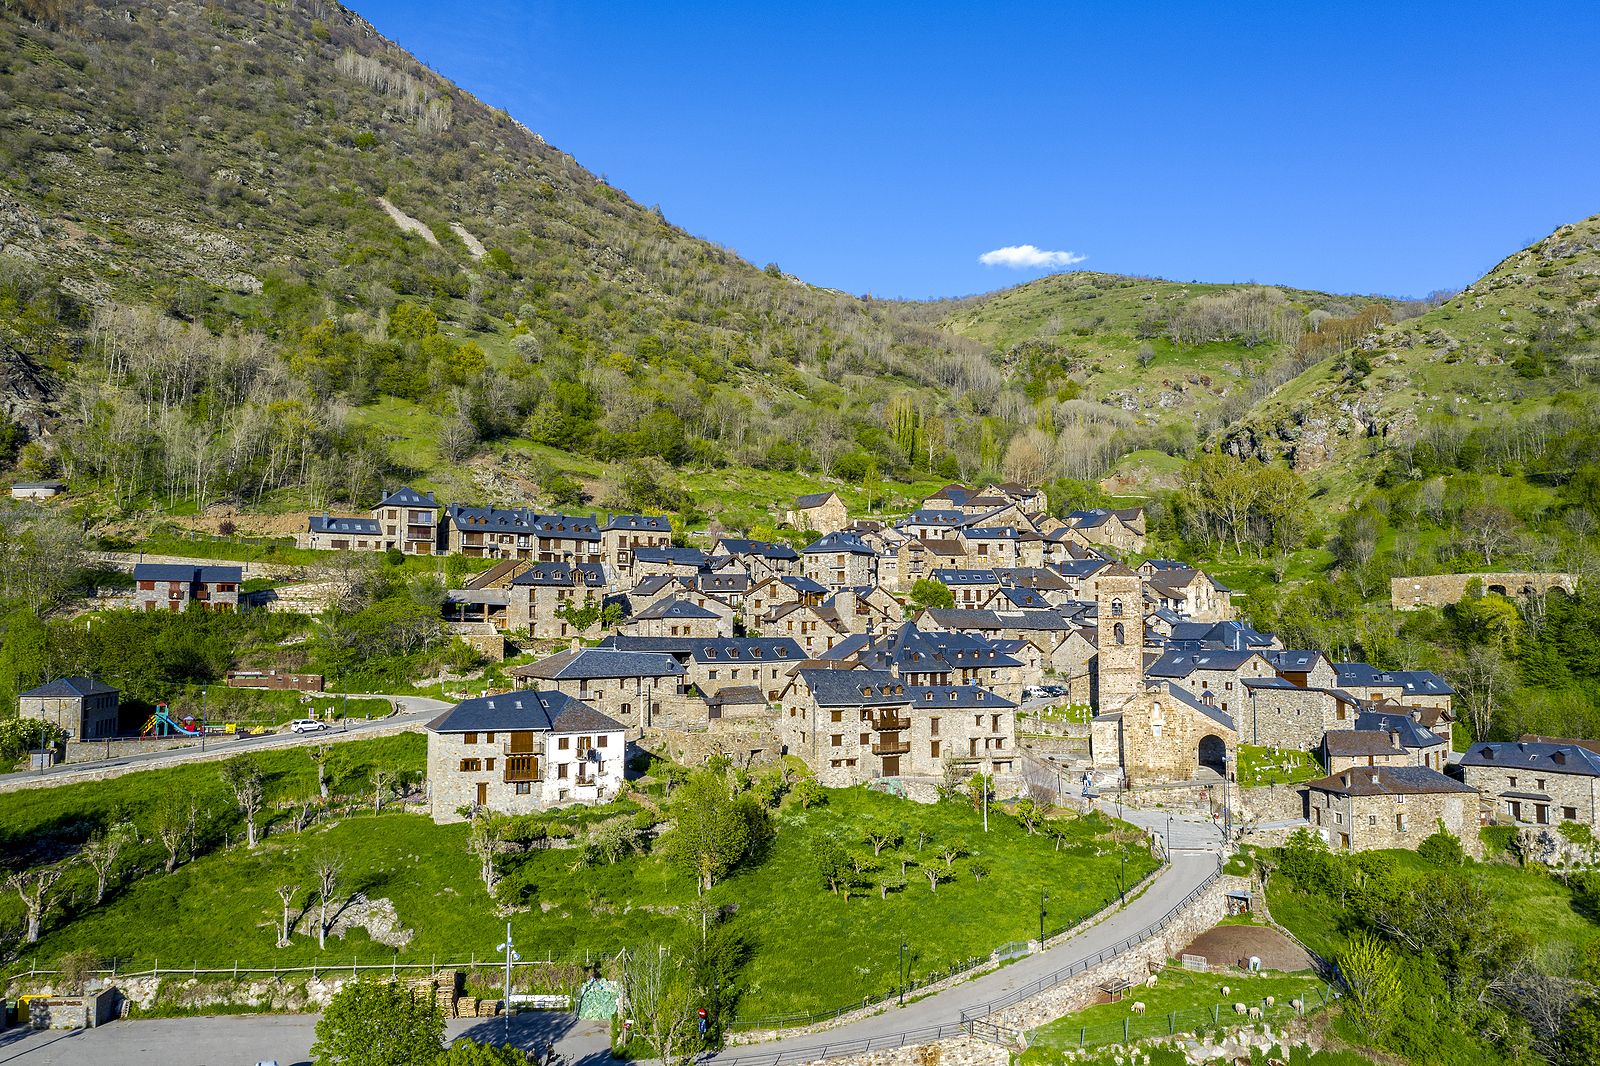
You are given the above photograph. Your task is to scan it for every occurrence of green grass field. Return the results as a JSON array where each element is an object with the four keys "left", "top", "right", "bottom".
[
  {"left": 1023, "top": 967, "right": 1330, "bottom": 1054},
  {"left": 1236, "top": 746, "right": 1325, "bottom": 788},
  {"left": 2, "top": 744, "right": 1159, "bottom": 1021}
]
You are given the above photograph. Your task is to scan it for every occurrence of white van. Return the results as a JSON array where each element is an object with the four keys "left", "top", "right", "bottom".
[{"left": 289, "top": 718, "right": 329, "bottom": 734}]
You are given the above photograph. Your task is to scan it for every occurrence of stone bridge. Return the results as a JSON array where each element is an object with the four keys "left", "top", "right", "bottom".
[{"left": 1391, "top": 572, "right": 1578, "bottom": 610}]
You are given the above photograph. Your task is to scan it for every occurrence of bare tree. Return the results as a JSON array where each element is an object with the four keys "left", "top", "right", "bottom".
[
  {"left": 619, "top": 945, "right": 694, "bottom": 1066},
  {"left": 81, "top": 822, "right": 133, "bottom": 905},
  {"left": 467, "top": 809, "right": 506, "bottom": 896},
  {"left": 314, "top": 853, "right": 344, "bottom": 950},
  {"left": 222, "top": 755, "right": 266, "bottom": 848},
  {"left": 923, "top": 866, "right": 943, "bottom": 894},
  {"left": 153, "top": 795, "right": 187, "bottom": 873},
  {"left": 1461, "top": 504, "right": 1518, "bottom": 567},
  {"left": 371, "top": 766, "right": 394, "bottom": 813},
  {"left": 275, "top": 882, "right": 300, "bottom": 948},
  {"left": 310, "top": 742, "right": 332, "bottom": 801},
  {"left": 8, "top": 864, "right": 68, "bottom": 944}
]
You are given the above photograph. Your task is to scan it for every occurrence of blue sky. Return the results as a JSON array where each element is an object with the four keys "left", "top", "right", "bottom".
[{"left": 358, "top": 2, "right": 1600, "bottom": 300}]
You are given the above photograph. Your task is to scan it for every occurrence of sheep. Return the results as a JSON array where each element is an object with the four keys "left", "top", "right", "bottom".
[
  {"left": 1233, "top": 1002, "right": 1247, "bottom": 1015},
  {"left": 1221, "top": 985, "right": 1231, "bottom": 996},
  {"left": 1247, "top": 1006, "right": 1263, "bottom": 1020},
  {"left": 1264, "top": 996, "right": 1275, "bottom": 1007},
  {"left": 1145, "top": 974, "right": 1158, "bottom": 988},
  {"left": 1290, "top": 998, "right": 1304, "bottom": 1013},
  {"left": 1130, "top": 1001, "right": 1146, "bottom": 1014}
]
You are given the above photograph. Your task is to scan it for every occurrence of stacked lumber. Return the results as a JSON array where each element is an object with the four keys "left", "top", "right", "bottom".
[{"left": 408, "top": 970, "right": 464, "bottom": 1016}]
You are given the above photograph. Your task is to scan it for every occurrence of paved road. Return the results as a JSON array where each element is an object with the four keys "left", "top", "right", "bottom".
[
  {"left": 0, "top": 696, "right": 449, "bottom": 791},
  {"left": 708, "top": 810, "right": 1223, "bottom": 1064},
  {"left": 0, "top": 1011, "right": 611, "bottom": 1066}
]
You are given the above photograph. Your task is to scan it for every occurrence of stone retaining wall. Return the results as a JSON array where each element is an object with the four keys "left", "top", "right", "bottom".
[
  {"left": 816, "top": 1036, "right": 1008, "bottom": 1066},
  {"left": 1391, "top": 572, "right": 1576, "bottom": 609}
]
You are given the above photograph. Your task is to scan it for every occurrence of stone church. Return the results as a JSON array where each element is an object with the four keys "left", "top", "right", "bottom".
[{"left": 1089, "top": 565, "right": 1238, "bottom": 786}]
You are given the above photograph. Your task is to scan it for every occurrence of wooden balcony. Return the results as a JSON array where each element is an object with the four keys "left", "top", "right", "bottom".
[
  {"left": 874, "top": 714, "right": 911, "bottom": 731},
  {"left": 871, "top": 737, "right": 910, "bottom": 756},
  {"left": 502, "top": 754, "right": 541, "bottom": 783}
]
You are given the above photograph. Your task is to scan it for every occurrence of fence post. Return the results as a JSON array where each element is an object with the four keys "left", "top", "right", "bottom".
[
  {"left": 1169, "top": 1011, "right": 1175, "bottom": 1034},
  {"left": 234, "top": 961, "right": 238, "bottom": 979},
  {"left": 1123, "top": 1018, "right": 1128, "bottom": 1041},
  {"left": 1213, "top": 1004, "right": 1219, "bottom": 1026},
  {"left": 1079, "top": 1026, "right": 1085, "bottom": 1046}
]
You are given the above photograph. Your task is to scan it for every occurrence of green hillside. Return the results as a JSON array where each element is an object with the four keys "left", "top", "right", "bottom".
[{"left": 0, "top": 0, "right": 994, "bottom": 528}]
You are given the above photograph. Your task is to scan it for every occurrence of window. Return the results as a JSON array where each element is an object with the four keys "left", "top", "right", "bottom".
[
  {"left": 860, "top": 732, "right": 870, "bottom": 744},
  {"left": 559, "top": 737, "right": 571, "bottom": 750},
  {"left": 1113, "top": 622, "right": 1126, "bottom": 645},
  {"left": 464, "top": 732, "right": 478, "bottom": 744},
  {"left": 1563, "top": 806, "right": 1578, "bottom": 820},
  {"left": 1368, "top": 814, "right": 1377, "bottom": 826},
  {"left": 558, "top": 763, "right": 569, "bottom": 779},
  {"left": 831, "top": 710, "right": 842, "bottom": 723},
  {"left": 831, "top": 734, "right": 843, "bottom": 747},
  {"left": 1333, "top": 811, "right": 1343, "bottom": 825},
  {"left": 597, "top": 735, "right": 608, "bottom": 748},
  {"left": 485, "top": 732, "right": 495, "bottom": 743},
  {"left": 931, "top": 740, "right": 941, "bottom": 758},
  {"left": 514, "top": 782, "right": 531, "bottom": 795},
  {"left": 1535, "top": 778, "right": 1545, "bottom": 790},
  {"left": 931, "top": 717, "right": 940, "bottom": 735},
  {"left": 1508, "top": 776, "right": 1517, "bottom": 788},
  {"left": 1397, "top": 813, "right": 1409, "bottom": 832},
  {"left": 458, "top": 758, "right": 482, "bottom": 772},
  {"left": 485, "top": 758, "right": 495, "bottom": 771}
]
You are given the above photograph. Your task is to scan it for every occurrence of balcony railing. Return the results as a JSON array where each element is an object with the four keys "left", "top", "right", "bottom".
[
  {"left": 874, "top": 714, "right": 911, "bottom": 731},
  {"left": 872, "top": 738, "right": 911, "bottom": 756},
  {"left": 502, "top": 754, "right": 541, "bottom": 783}
]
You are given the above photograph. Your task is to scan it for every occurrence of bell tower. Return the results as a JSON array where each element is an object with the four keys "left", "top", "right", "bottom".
[{"left": 1094, "top": 564, "right": 1144, "bottom": 712}]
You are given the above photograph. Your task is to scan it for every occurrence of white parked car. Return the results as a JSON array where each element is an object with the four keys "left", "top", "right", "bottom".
[{"left": 289, "top": 718, "right": 329, "bottom": 734}]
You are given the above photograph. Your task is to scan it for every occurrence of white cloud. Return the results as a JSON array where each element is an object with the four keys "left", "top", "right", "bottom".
[{"left": 977, "top": 244, "right": 1087, "bottom": 269}]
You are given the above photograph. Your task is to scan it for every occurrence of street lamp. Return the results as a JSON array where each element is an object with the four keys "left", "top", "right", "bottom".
[
  {"left": 1039, "top": 890, "right": 1049, "bottom": 948},
  {"left": 496, "top": 921, "right": 519, "bottom": 1042},
  {"left": 898, "top": 940, "right": 908, "bottom": 1006},
  {"left": 1119, "top": 848, "right": 1127, "bottom": 903},
  {"left": 200, "top": 687, "right": 207, "bottom": 752}
]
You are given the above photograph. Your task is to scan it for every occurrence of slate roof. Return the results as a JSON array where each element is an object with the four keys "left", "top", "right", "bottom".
[
  {"left": 1147, "top": 650, "right": 1263, "bottom": 678},
  {"left": 802, "top": 531, "right": 876, "bottom": 556},
  {"left": 633, "top": 598, "right": 720, "bottom": 621},
  {"left": 377, "top": 486, "right": 437, "bottom": 508},
  {"left": 132, "top": 563, "right": 242, "bottom": 584},
  {"left": 905, "top": 684, "right": 1016, "bottom": 709},
  {"left": 696, "top": 573, "right": 752, "bottom": 594},
  {"left": 635, "top": 546, "right": 709, "bottom": 567},
  {"left": 1142, "top": 559, "right": 1193, "bottom": 572},
  {"left": 1322, "top": 730, "right": 1407, "bottom": 757},
  {"left": 830, "top": 623, "right": 1022, "bottom": 673},
  {"left": 931, "top": 568, "right": 1000, "bottom": 585},
  {"left": 512, "top": 649, "right": 684, "bottom": 680},
  {"left": 1266, "top": 650, "right": 1327, "bottom": 673},
  {"left": 603, "top": 514, "right": 672, "bottom": 533},
  {"left": 1052, "top": 559, "right": 1109, "bottom": 578},
  {"left": 797, "top": 668, "right": 911, "bottom": 706},
  {"left": 903, "top": 508, "right": 968, "bottom": 527},
  {"left": 962, "top": 526, "right": 1021, "bottom": 541},
  {"left": 716, "top": 539, "right": 801, "bottom": 561},
  {"left": 426, "top": 690, "right": 622, "bottom": 735},
  {"left": 1167, "top": 620, "right": 1275, "bottom": 652},
  {"left": 1161, "top": 682, "right": 1236, "bottom": 732},
  {"left": 20, "top": 676, "right": 117, "bottom": 699},
  {"left": 1305, "top": 765, "right": 1477, "bottom": 797},
  {"left": 794, "top": 492, "right": 839, "bottom": 509},
  {"left": 690, "top": 637, "right": 805, "bottom": 663},
  {"left": 1459, "top": 740, "right": 1600, "bottom": 778},
  {"left": 511, "top": 562, "right": 606, "bottom": 587},
  {"left": 1354, "top": 711, "right": 1446, "bottom": 750},
  {"left": 1334, "top": 663, "right": 1456, "bottom": 697},
  {"left": 631, "top": 575, "right": 677, "bottom": 597},
  {"left": 309, "top": 515, "right": 383, "bottom": 535},
  {"left": 996, "top": 567, "right": 1071, "bottom": 590},
  {"left": 995, "top": 586, "right": 1051, "bottom": 609},
  {"left": 779, "top": 575, "right": 828, "bottom": 594}
]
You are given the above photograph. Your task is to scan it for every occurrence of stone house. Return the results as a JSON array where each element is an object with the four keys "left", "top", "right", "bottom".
[
  {"left": 631, "top": 546, "right": 710, "bottom": 580},
  {"left": 757, "top": 600, "right": 850, "bottom": 657},
  {"left": 1238, "top": 678, "right": 1360, "bottom": 751},
  {"left": 931, "top": 567, "right": 1002, "bottom": 608},
  {"left": 1095, "top": 683, "right": 1237, "bottom": 787},
  {"left": 899, "top": 509, "right": 969, "bottom": 541},
  {"left": 684, "top": 637, "right": 806, "bottom": 703},
  {"left": 991, "top": 481, "right": 1049, "bottom": 515},
  {"left": 895, "top": 538, "right": 965, "bottom": 591},
  {"left": 132, "top": 563, "right": 242, "bottom": 612},
  {"left": 601, "top": 514, "right": 673, "bottom": 573},
  {"left": 778, "top": 667, "right": 1017, "bottom": 785},
  {"left": 1264, "top": 650, "right": 1339, "bottom": 690},
  {"left": 1334, "top": 663, "right": 1455, "bottom": 735},
  {"left": 1063, "top": 508, "right": 1146, "bottom": 553},
  {"left": 510, "top": 648, "right": 691, "bottom": 736},
  {"left": 624, "top": 597, "right": 731, "bottom": 639},
  {"left": 1144, "top": 567, "right": 1233, "bottom": 621},
  {"left": 1321, "top": 730, "right": 1411, "bottom": 774},
  {"left": 802, "top": 531, "right": 879, "bottom": 589},
  {"left": 19, "top": 677, "right": 120, "bottom": 740},
  {"left": 1355, "top": 711, "right": 1449, "bottom": 771},
  {"left": 787, "top": 491, "right": 848, "bottom": 532},
  {"left": 424, "top": 691, "right": 625, "bottom": 822},
  {"left": 528, "top": 513, "right": 604, "bottom": 564},
  {"left": 375, "top": 487, "right": 440, "bottom": 555},
  {"left": 743, "top": 575, "right": 826, "bottom": 632},
  {"left": 1145, "top": 650, "right": 1275, "bottom": 720},
  {"left": 819, "top": 622, "right": 1028, "bottom": 703},
  {"left": 712, "top": 539, "right": 803, "bottom": 581},
  {"left": 957, "top": 526, "right": 1023, "bottom": 568},
  {"left": 441, "top": 505, "right": 541, "bottom": 559},
  {"left": 505, "top": 562, "right": 608, "bottom": 638},
  {"left": 1304, "top": 766, "right": 1480, "bottom": 858},
  {"left": 1049, "top": 558, "right": 1111, "bottom": 600},
  {"left": 301, "top": 514, "right": 387, "bottom": 551},
  {"left": 1458, "top": 740, "right": 1600, "bottom": 831},
  {"left": 820, "top": 586, "right": 902, "bottom": 634}
]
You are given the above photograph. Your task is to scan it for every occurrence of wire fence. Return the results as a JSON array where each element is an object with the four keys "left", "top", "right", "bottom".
[
  {"left": 1, "top": 951, "right": 617, "bottom": 989},
  {"left": 713, "top": 1022, "right": 973, "bottom": 1066},
  {"left": 1027, "top": 984, "right": 1335, "bottom": 1050}
]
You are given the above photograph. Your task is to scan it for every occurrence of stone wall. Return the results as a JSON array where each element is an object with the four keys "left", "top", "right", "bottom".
[
  {"left": 1460, "top": 762, "right": 1600, "bottom": 831},
  {"left": 1391, "top": 572, "right": 1576, "bottom": 610},
  {"left": 63, "top": 735, "right": 203, "bottom": 764},
  {"left": 1118, "top": 689, "right": 1236, "bottom": 788},
  {"left": 991, "top": 873, "right": 1245, "bottom": 1030},
  {"left": 1308, "top": 786, "right": 1480, "bottom": 858},
  {"left": 817, "top": 1036, "right": 1008, "bottom": 1066},
  {"left": 1237, "top": 784, "right": 1308, "bottom": 824},
  {"left": 1238, "top": 687, "right": 1338, "bottom": 751}
]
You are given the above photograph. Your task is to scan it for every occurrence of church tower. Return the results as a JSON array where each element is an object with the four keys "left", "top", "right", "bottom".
[{"left": 1094, "top": 563, "right": 1145, "bottom": 712}]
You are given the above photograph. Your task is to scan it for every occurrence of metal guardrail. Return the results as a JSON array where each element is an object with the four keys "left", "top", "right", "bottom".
[{"left": 958, "top": 858, "right": 1224, "bottom": 1021}]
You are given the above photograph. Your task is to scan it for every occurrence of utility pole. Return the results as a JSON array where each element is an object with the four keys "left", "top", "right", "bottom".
[
  {"left": 898, "top": 940, "right": 908, "bottom": 1005},
  {"left": 1039, "top": 890, "right": 1049, "bottom": 948},
  {"left": 496, "top": 921, "right": 519, "bottom": 1042}
]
